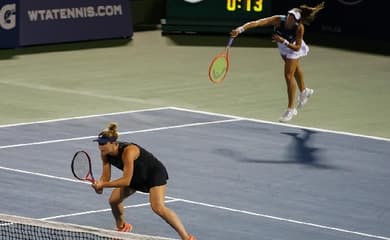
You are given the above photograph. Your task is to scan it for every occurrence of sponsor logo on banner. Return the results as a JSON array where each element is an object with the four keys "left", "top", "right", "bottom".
[
  {"left": 26, "top": 5, "right": 124, "bottom": 22},
  {"left": 18, "top": 0, "right": 132, "bottom": 46},
  {"left": 0, "top": 3, "right": 16, "bottom": 30}
]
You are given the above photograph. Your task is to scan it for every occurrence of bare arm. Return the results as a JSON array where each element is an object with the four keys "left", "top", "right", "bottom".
[
  {"left": 100, "top": 154, "right": 111, "bottom": 182},
  {"left": 91, "top": 154, "right": 111, "bottom": 194},
  {"left": 231, "top": 15, "right": 281, "bottom": 37},
  {"left": 291, "top": 24, "right": 304, "bottom": 51},
  {"left": 272, "top": 24, "right": 304, "bottom": 51},
  {"left": 100, "top": 145, "right": 139, "bottom": 188}
]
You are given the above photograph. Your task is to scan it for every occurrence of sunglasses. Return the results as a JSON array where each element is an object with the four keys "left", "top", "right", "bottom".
[{"left": 98, "top": 142, "right": 108, "bottom": 146}]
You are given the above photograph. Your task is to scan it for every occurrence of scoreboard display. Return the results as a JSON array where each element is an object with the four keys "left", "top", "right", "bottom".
[
  {"left": 162, "top": 0, "right": 273, "bottom": 34},
  {"left": 226, "top": 0, "right": 266, "bottom": 12}
]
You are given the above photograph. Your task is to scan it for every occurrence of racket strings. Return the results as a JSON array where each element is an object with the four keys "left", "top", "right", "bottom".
[
  {"left": 72, "top": 153, "right": 91, "bottom": 179},
  {"left": 209, "top": 54, "right": 229, "bottom": 83},
  {"left": 208, "top": 37, "right": 233, "bottom": 83}
]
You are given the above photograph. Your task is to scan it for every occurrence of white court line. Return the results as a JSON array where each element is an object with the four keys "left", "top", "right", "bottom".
[
  {"left": 170, "top": 106, "right": 390, "bottom": 142},
  {"left": 1, "top": 165, "right": 389, "bottom": 240},
  {"left": 0, "top": 107, "right": 171, "bottom": 128},
  {"left": 0, "top": 166, "right": 82, "bottom": 183},
  {"left": 41, "top": 199, "right": 181, "bottom": 221},
  {"left": 0, "top": 118, "right": 241, "bottom": 149},
  {"left": 174, "top": 198, "right": 390, "bottom": 240},
  {"left": 1, "top": 106, "right": 388, "bottom": 141},
  {"left": 0, "top": 80, "right": 166, "bottom": 108}
]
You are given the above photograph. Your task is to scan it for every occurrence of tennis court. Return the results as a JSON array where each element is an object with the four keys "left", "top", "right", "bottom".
[
  {"left": 1, "top": 107, "right": 389, "bottom": 240},
  {"left": 1, "top": 6, "right": 390, "bottom": 235}
]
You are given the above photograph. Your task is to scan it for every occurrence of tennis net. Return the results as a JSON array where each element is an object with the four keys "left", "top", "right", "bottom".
[{"left": 0, "top": 213, "right": 176, "bottom": 240}]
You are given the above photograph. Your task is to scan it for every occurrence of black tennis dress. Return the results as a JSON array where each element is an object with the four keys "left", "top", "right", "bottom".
[{"left": 106, "top": 142, "right": 169, "bottom": 193}]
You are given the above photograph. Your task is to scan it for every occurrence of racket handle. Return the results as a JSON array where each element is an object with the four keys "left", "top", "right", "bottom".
[{"left": 227, "top": 37, "right": 234, "bottom": 48}]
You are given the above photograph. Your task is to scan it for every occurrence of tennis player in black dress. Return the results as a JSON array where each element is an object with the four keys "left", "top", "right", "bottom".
[{"left": 91, "top": 122, "right": 196, "bottom": 240}]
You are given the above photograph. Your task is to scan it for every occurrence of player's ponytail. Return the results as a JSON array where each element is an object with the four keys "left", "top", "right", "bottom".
[
  {"left": 100, "top": 122, "right": 119, "bottom": 140},
  {"left": 299, "top": 2, "right": 325, "bottom": 25}
]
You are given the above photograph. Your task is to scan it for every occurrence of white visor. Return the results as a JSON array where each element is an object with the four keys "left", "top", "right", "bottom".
[{"left": 288, "top": 9, "right": 301, "bottom": 21}]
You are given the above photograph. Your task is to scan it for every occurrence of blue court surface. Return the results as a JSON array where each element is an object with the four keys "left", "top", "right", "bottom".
[{"left": 0, "top": 107, "right": 389, "bottom": 240}]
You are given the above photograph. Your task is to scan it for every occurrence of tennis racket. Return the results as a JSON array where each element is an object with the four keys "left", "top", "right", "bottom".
[
  {"left": 208, "top": 37, "right": 234, "bottom": 84},
  {"left": 71, "top": 150, "right": 96, "bottom": 183}
]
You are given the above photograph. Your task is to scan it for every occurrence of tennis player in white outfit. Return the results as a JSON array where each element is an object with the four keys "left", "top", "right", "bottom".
[{"left": 231, "top": 2, "right": 325, "bottom": 122}]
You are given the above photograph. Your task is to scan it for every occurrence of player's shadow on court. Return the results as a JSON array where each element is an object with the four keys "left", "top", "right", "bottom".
[
  {"left": 277, "top": 129, "right": 330, "bottom": 169},
  {"left": 220, "top": 129, "right": 334, "bottom": 169}
]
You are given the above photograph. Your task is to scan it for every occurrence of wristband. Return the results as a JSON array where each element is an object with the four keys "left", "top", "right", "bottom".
[
  {"left": 238, "top": 26, "right": 245, "bottom": 34},
  {"left": 283, "top": 39, "right": 289, "bottom": 46}
]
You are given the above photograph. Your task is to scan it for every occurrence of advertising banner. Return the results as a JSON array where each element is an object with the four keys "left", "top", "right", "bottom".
[
  {"left": 18, "top": 0, "right": 132, "bottom": 46},
  {"left": 0, "top": 0, "right": 18, "bottom": 48}
]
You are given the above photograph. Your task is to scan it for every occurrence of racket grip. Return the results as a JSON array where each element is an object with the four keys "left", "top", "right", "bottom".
[{"left": 227, "top": 38, "right": 234, "bottom": 48}]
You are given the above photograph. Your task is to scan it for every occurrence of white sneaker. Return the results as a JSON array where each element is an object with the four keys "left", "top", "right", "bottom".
[
  {"left": 297, "top": 88, "right": 314, "bottom": 108},
  {"left": 279, "top": 108, "right": 298, "bottom": 122}
]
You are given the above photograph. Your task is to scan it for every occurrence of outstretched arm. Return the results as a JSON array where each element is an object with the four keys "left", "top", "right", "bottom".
[{"left": 231, "top": 15, "right": 281, "bottom": 38}]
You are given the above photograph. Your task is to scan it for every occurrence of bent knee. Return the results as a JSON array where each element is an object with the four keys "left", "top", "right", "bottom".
[
  {"left": 109, "top": 195, "right": 122, "bottom": 206},
  {"left": 150, "top": 203, "right": 166, "bottom": 216}
]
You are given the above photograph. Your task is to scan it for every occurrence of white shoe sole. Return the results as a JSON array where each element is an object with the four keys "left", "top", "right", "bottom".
[
  {"left": 297, "top": 89, "right": 314, "bottom": 108},
  {"left": 278, "top": 109, "right": 298, "bottom": 122}
]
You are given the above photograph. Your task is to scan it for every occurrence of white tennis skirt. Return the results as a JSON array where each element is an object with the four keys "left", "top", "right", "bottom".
[{"left": 277, "top": 40, "right": 309, "bottom": 59}]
